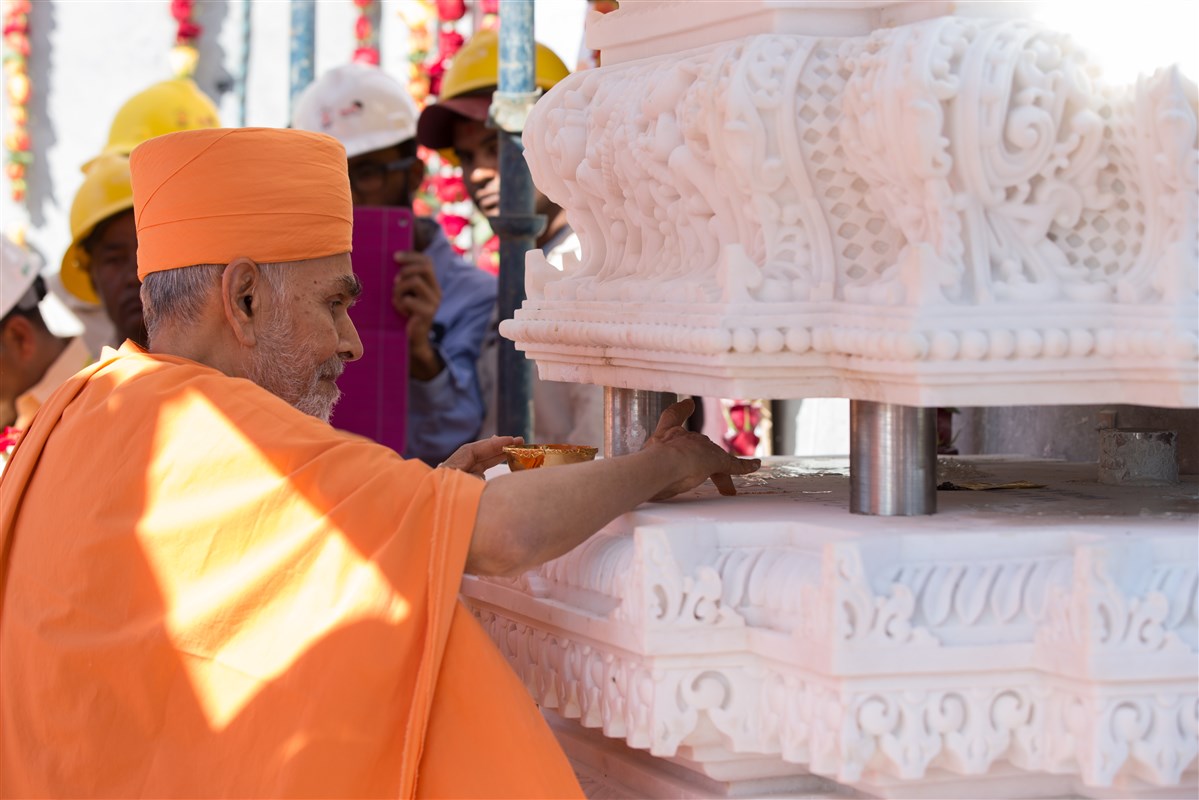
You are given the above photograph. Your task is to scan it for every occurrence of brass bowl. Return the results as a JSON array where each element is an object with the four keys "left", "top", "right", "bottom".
[{"left": 503, "top": 443, "right": 598, "bottom": 471}]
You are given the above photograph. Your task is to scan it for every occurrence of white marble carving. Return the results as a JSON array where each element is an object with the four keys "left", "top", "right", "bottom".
[
  {"left": 505, "top": 2, "right": 1199, "bottom": 407},
  {"left": 463, "top": 461, "right": 1199, "bottom": 799}
]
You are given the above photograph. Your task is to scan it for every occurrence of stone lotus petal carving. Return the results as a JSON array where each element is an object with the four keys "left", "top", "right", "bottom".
[{"left": 507, "top": 17, "right": 1198, "bottom": 406}]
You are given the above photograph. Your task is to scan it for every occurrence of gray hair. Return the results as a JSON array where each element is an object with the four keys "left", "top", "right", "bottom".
[{"left": 141, "top": 262, "right": 290, "bottom": 347}]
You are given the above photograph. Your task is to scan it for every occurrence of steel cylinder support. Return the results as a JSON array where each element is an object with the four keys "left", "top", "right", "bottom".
[
  {"left": 849, "top": 400, "right": 937, "bottom": 515},
  {"left": 604, "top": 389, "right": 678, "bottom": 457},
  {"left": 490, "top": 0, "right": 544, "bottom": 441}
]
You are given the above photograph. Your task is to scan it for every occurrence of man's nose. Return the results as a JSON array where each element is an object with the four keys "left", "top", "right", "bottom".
[
  {"left": 340, "top": 316, "right": 364, "bottom": 363},
  {"left": 468, "top": 164, "right": 497, "bottom": 185}
]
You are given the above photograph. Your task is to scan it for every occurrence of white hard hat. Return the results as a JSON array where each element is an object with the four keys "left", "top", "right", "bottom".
[
  {"left": 1, "top": 234, "right": 41, "bottom": 319},
  {"left": 291, "top": 63, "right": 419, "bottom": 159},
  {"left": 1, "top": 235, "right": 84, "bottom": 337}
]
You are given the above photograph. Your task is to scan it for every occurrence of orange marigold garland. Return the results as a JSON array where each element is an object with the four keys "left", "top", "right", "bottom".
[{"left": 3, "top": 0, "right": 32, "bottom": 207}]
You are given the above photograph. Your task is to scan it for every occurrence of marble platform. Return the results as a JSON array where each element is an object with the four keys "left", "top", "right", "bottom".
[{"left": 464, "top": 458, "right": 1198, "bottom": 798}]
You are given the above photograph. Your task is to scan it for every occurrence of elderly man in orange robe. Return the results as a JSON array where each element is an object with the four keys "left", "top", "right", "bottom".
[{"left": 0, "top": 127, "right": 758, "bottom": 799}]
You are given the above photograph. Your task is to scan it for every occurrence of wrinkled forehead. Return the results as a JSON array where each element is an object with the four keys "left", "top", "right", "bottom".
[{"left": 276, "top": 252, "right": 359, "bottom": 294}]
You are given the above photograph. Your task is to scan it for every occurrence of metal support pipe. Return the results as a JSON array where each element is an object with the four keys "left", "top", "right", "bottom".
[
  {"left": 849, "top": 400, "right": 936, "bottom": 515},
  {"left": 364, "top": 0, "right": 381, "bottom": 56},
  {"left": 490, "top": 0, "right": 543, "bottom": 441},
  {"left": 288, "top": 0, "right": 316, "bottom": 119},
  {"left": 231, "top": 0, "right": 252, "bottom": 126},
  {"left": 604, "top": 388, "right": 678, "bottom": 457}
]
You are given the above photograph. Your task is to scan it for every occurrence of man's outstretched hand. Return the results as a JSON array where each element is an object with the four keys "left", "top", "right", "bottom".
[
  {"left": 440, "top": 435, "right": 523, "bottom": 477},
  {"left": 641, "top": 398, "right": 760, "bottom": 500}
]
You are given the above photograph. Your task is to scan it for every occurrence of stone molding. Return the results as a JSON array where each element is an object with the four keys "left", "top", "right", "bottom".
[
  {"left": 505, "top": 13, "right": 1198, "bottom": 406},
  {"left": 462, "top": 523, "right": 1198, "bottom": 796}
]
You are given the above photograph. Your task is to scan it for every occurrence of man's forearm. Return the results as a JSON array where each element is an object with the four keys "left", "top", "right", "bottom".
[{"left": 468, "top": 449, "right": 678, "bottom": 577}]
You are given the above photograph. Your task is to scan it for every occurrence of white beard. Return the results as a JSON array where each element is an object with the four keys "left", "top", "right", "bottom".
[{"left": 245, "top": 306, "right": 344, "bottom": 423}]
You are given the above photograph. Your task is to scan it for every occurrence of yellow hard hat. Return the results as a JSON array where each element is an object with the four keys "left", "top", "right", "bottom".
[
  {"left": 441, "top": 28, "right": 570, "bottom": 101},
  {"left": 416, "top": 28, "right": 570, "bottom": 151},
  {"left": 80, "top": 78, "right": 220, "bottom": 173},
  {"left": 61, "top": 155, "right": 135, "bottom": 304}
]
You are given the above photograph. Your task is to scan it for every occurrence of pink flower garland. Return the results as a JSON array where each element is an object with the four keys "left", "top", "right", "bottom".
[
  {"left": 352, "top": 0, "right": 379, "bottom": 65},
  {"left": 169, "top": 0, "right": 201, "bottom": 77}
]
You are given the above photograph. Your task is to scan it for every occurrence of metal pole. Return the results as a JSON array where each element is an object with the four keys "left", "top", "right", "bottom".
[
  {"left": 490, "top": 0, "right": 544, "bottom": 441},
  {"left": 288, "top": 0, "right": 316, "bottom": 120},
  {"left": 365, "top": 0, "right": 381, "bottom": 57},
  {"left": 604, "top": 389, "right": 678, "bottom": 457},
  {"left": 232, "top": 0, "right": 251, "bottom": 126},
  {"left": 849, "top": 401, "right": 937, "bottom": 515}
]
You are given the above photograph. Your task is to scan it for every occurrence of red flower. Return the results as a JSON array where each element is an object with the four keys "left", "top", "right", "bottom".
[
  {"left": 476, "top": 252, "right": 497, "bottom": 274},
  {"left": 439, "top": 213, "right": 470, "bottom": 239},
  {"left": 436, "top": 0, "right": 466, "bottom": 21},
  {"left": 170, "top": 0, "right": 194, "bottom": 22},
  {"left": 0, "top": 426, "right": 22, "bottom": 451},
  {"left": 724, "top": 402, "right": 762, "bottom": 456},
  {"left": 725, "top": 429, "right": 760, "bottom": 457},
  {"left": 176, "top": 20, "right": 202, "bottom": 42},
  {"left": 354, "top": 15, "right": 372, "bottom": 42},
  {"left": 479, "top": 0, "right": 499, "bottom": 14},
  {"left": 353, "top": 0, "right": 373, "bottom": 7},
  {"left": 352, "top": 47, "right": 380, "bottom": 65},
  {"left": 4, "top": 33, "right": 29, "bottom": 56},
  {"left": 412, "top": 197, "right": 432, "bottom": 217},
  {"left": 433, "top": 175, "right": 467, "bottom": 203},
  {"left": 438, "top": 29, "right": 464, "bottom": 58}
]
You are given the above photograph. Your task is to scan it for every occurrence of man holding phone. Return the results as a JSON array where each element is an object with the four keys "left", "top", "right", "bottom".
[{"left": 293, "top": 63, "right": 497, "bottom": 465}]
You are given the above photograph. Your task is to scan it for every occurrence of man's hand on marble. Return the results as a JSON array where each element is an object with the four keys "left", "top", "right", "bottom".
[{"left": 641, "top": 397, "right": 760, "bottom": 500}]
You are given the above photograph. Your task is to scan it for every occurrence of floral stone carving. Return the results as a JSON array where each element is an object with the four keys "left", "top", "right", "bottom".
[
  {"left": 462, "top": 464, "right": 1198, "bottom": 797},
  {"left": 504, "top": 5, "right": 1198, "bottom": 408}
]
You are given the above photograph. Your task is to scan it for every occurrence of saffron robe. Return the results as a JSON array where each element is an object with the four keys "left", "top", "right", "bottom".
[{"left": 0, "top": 343, "right": 582, "bottom": 799}]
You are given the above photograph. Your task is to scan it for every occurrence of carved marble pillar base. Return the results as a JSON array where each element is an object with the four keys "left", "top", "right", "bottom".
[{"left": 464, "top": 459, "right": 1198, "bottom": 800}]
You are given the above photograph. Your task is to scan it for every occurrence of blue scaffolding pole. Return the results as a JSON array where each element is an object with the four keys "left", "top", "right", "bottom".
[
  {"left": 490, "top": 0, "right": 543, "bottom": 442},
  {"left": 288, "top": 0, "right": 316, "bottom": 119}
]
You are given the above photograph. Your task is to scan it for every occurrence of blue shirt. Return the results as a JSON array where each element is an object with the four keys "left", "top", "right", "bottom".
[{"left": 403, "top": 227, "right": 497, "bottom": 465}]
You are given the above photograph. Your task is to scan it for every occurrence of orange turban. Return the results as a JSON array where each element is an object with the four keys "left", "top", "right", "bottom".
[{"left": 130, "top": 127, "right": 352, "bottom": 279}]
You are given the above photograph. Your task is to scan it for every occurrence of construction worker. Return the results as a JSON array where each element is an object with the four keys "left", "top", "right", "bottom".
[
  {"left": 60, "top": 155, "right": 145, "bottom": 349},
  {"left": 0, "top": 234, "right": 91, "bottom": 461},
  {"left": 416, "top": 29, "right": 604, "bottom": 450},
  {"left": 293, "top": 62, "right": 497, "bottom": 465},
  {"left": 62, "top": 78, "right": 221, "bottom": 352}
]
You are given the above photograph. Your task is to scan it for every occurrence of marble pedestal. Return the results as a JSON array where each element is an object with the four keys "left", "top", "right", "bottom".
[{"left": 464, "top": 459, "right": 1198, "bottom": 799}]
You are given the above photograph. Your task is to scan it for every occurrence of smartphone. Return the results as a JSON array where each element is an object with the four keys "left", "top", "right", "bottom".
[{"left": 331, "top": 206, "right": 412, "bottom": 453}]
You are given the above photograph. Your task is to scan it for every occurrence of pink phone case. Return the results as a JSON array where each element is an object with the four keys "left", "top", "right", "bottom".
[{"left": 331, "top": 206, "right": 412, "bottom": 453}]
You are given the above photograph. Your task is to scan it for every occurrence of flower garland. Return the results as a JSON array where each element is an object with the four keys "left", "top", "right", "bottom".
[
  {"left": 400, "top": 0, "right": 496, "bottom": 269},
  {"left": 0, "top": 425, "right": 21, "bottom": 474},
  {"left": 169, "top": 0, "right": 202, "bottom": 78},
  {"left": 722, "top": 399, "right": 771, "bottom": 457},
  {"left": 3, "top": 0, "right": 32, "bottom": 207},
  {"left": 352, "top": 0, "right": 380, "bottom": 65}
]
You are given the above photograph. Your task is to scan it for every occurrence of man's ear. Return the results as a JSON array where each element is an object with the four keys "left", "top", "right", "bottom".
[
  {"left": 221, "top": 257, "right": 262, "bottom": 347},
  {"left": 406, "top": 156, "right": 425, "bottom": 193},
  {"left": 0, "top": 316, "right": 36, "bottom": 362}
]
